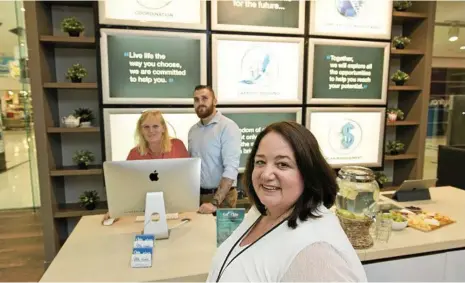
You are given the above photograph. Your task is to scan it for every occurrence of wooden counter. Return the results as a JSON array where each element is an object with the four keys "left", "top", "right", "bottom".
[{"left": 40, "top": 186, "right": 465, "bottom": 282}]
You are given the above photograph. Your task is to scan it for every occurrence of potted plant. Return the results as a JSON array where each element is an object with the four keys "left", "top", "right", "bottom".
[
  {"left": 393, "top": 1, "right": 412, "bottom": 11},
  {"left": 387, "top": 108, "right": 405, "bottom": 122},
  {"left": 391, "top": 70, "right": 410, "bottom": 86},
  {"left": 66, "top": 63, "right": 87, "bottom": 83},
  {"left": 79, "top": 190, "right": 100, "bottom": 210},
  {"left": 72, "top": 149, "right": 95, "bottom": 169},
  {"left": 374, "top": 171, "right": 388, "bottom": 189},
  {"left": 392, "top": 36, "right": 411, "bottom": 49},
  {"left": 386, "top": 140, "right": 405, "bottom": 155},
  {"left": 61, "top": 17, "right": 85, "bottom": 37},
  {"left": 73, "top": 108, "right": 94, "bottom": 127}
]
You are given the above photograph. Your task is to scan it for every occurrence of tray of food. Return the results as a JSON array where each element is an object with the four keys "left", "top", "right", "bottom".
[{"left": 391, "top": 207, "right": 456, "bottom": 232}]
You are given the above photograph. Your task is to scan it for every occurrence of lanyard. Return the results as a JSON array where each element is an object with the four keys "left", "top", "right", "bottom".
[{"left": 215, "top": 215, "right": 289, "bottom": 282}]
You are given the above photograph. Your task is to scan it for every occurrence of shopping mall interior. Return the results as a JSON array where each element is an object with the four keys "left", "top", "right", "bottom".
[{"left": 0, "top": 0, "right": 464, "bottom": 281}]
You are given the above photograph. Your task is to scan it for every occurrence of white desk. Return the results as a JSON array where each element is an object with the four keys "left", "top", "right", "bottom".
[{"left": 40, "top": 186, "right": 465, "bottom": 282}]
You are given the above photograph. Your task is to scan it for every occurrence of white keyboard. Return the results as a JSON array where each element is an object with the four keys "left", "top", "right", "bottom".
[{"left": 135, "top": 213, "right": 179, "bottom": 222}]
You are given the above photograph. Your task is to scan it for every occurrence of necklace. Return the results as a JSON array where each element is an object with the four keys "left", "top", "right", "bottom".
[{"left": 215, "top": 209, "right": 292, "bottom": 282}]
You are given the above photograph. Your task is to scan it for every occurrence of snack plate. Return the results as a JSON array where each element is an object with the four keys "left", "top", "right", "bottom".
[{"left": 392, "top": 208, "right": 456, "bottom": 232}]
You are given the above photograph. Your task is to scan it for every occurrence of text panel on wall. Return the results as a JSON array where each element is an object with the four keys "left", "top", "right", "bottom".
[
  {"left": 309, "top": 0, "right": 393, "bottom": 39},
  {"left": 307, "top": 38, "right": 390, "bottom": 105},
  {"left": 211, "top": 0, "right": 306, "bottom": 34},
  {"left": 98, "top": 0, "right": 207, "bottom": 30},
  {"left": 212, "top": 34, "right": 304, "bottom": 105},
  {"left": 306, "top": 107, "right": 386, "bottom": 168},
  {"left": 100, "top": 28, "right": 207, "bottom": 105}
]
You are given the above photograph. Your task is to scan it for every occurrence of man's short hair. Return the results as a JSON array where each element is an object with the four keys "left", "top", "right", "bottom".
[{"left": 194, "top": 85, "right": 216, "bottom": 98}]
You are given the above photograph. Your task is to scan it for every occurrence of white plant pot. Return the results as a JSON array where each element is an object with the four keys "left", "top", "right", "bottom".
[
  {"left": 387, "top": 113, "right": 398, "bottom": 122},
  {"left": 80, "top": 122, "right": 92, "bottom": 127}
]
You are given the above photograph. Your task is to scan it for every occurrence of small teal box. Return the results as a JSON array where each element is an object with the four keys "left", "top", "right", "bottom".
[{"left": 216, "top": 208, "right": 245, "bottom": 247}]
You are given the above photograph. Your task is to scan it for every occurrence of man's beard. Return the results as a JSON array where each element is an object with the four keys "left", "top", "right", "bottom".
[{"left": 195, "top": 104, "right": 214, "bottom": 119}]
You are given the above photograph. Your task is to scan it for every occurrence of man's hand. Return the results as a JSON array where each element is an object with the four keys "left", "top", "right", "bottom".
[{"left": 198, "top": 203, "right": 217, "bottom": 214}]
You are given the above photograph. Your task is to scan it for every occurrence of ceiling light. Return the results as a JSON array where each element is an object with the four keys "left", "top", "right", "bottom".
[
  {"left": 448, "top": 24, "right": 459, "bottom": 42},
  {"left": 461, "top": 46, "right": 465, "bottom": 50}
]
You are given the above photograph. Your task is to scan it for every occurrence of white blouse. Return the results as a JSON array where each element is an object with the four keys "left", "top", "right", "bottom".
[{"left": 206, "top": 205, "right": 367, "bottom": 282}]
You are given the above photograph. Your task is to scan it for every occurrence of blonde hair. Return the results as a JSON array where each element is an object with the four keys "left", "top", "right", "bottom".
[{"left": 135, "top": 110, "right": 172, "bottom": 155}]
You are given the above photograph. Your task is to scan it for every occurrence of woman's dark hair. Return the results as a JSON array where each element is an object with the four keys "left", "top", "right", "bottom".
[{"left": 243, "top": 121, "right": 338, "bottom": 229}]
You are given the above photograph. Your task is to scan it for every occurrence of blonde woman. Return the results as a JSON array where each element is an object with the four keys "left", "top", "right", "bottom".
[{"left": 126, "top": 110, "right": 189, "bottom": 160}]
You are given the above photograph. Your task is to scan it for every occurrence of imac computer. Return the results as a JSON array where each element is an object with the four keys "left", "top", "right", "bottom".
[{"left": 103, "top": 158, "right": 201, "bottom": 218}]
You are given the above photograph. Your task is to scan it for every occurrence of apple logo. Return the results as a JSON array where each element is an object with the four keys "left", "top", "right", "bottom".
[{"left": 149, "top": 170, "right": 159, "bottom": 182}]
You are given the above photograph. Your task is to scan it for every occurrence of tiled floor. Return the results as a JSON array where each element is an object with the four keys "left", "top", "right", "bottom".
[{"left": 0, "top": 130, "right": 40, "bottom": 210}]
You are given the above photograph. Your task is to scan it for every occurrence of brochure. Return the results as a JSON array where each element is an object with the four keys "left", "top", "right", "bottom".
[
  {"left": 216, "top": 208, "right": 245, "bottom": 247},
  {"left": 131, "top": 234, "right": 155, "bottom": 268}
]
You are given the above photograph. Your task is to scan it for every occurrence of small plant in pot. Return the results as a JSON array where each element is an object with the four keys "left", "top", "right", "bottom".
[
  {"left": 66, "top": 63, "right": 87, "bottom": 83},
  {"left": 386, "top": 140, "right": 405, "bottom": 155},
  {"left": 61, "top": 17, "right": 85, "bottom": 37},
  {"left": 374, "top": 171, "right": 389, "bottom": 189},
  {"left": 387, "top": 108, "right": 405, "bottom": 122},
  {"left": 74, "top": 107, "right": 94, "bottom": 127},
  {"left": 72, "top": 149, "right": 95, "bottom": 169},
  {"left": 79, "top": 190, "right": 100, "bottom": 210},
  {"left": 392, "top": 36, "right": 411, "bottom": 49},
  {"left": 393, "top": 1, "right": 412, "bottom": 11},
  {"left": 391, "top": 70, "right": 410, "bottom": 86}
]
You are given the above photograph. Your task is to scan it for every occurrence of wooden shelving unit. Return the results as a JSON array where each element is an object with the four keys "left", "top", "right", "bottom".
[
  {"left": 384, "top": 3, "right": 436, "bottom": 188},
  {"left": 25, "top": 0, "right": 104, "bottom": 269},
  {"left": 47, "top": 127, "right": 100, "bottom": 133},
  {"left": 391, "top": 49, "right": 425, "bottom": 56},
  {"left": 385, "top": 154, "right": 418, "bottom": 161},
  {"left": 386, "top": 121, "right": 420, "bottom": 126},
  {"left": 50, "top": 166, "right": 103, "bottom": 177},
  {"left": 388, "top": 85, "right": 422, "bottom": 91},
  {"left": 39, "top": 35, "right": 96, "bottom": 48},
  {"left": 54, "top": 202, "right": 108, "bottom": 218},
  {"left": 43, "top": 82, "right": 98, "bottom": 89},
  {"left": 392, "top": 11, "right": 427, "bottom": 24}
]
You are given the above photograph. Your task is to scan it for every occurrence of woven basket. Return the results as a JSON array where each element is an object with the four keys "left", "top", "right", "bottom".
[{"left": 337, "top": 211, "right": 374, "bottom": 249}]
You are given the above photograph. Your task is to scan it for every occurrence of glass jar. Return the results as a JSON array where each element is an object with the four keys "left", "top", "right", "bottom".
[{"left": 336, "top": 166, "right": 380, "bottom": 218}]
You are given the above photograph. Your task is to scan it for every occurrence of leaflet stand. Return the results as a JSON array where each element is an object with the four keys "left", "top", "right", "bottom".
[
  {"left": 143, "top": 192, "right": 169, "bottom": 239},
  {"left": 393, "top": 187, "right": 431, "bottom": 202}
]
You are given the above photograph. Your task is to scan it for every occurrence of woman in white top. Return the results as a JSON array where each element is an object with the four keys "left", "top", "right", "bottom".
[{"left": 206, "top": 121, "right": 367, "bottom": 282}]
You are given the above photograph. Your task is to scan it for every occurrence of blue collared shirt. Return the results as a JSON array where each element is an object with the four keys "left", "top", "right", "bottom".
[{"left": 188, "top": 111, "right": 241, "bottom": 188}]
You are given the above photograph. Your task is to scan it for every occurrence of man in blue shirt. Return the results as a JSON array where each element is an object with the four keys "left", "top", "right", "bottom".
[{"left": 188, "top": 85, "right": 241, "bottom": 214}]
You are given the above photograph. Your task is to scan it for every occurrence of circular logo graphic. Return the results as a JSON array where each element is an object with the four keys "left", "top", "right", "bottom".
[
  {"left": 328, "top": 119, "right": 362, "bottom": 155},
  {"left": 137, "top": 0, "right": 173, "bottom": 10},
  {"left": 335, "top": 0, "right": 364, "bottom": 17},
  {"left": 239, "top": 46, "right": 279, "bottom": 87}
]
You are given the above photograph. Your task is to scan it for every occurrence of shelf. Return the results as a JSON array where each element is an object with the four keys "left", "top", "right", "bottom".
[
  {"left": 386, "top": 121, "right": 420, "bottom": 126},
  {"left": 43, "top": 82, "right": 98, "bottom": 89},
  {"left": 385, "top": 154, "right": 418, "bottom": 161},
  {"left": 431, "top": 81, "right": 465, "bottom": 84},
  {"left": 237, "top": 197, "right": 250, "bottom": 206},
  {"left": 39, "top": 35, "right": 95, "bottom": 48},
  {"left": 54, "top": 201, "right": 108, "bottom": 218},
  {"left": 388, "top": 85, "right": 422, "bottom": 91},
  {"left": 381, "top": 185, "right": 400, "bottom": 192},
  {"left": 47, "top": 127, "right": 100, "bottom": 133},
  {"left": 391, "top": 49, "right": 425, "bottom": 56},
  {"left": 392, "top": 11, "right": 427, "bottom": 24},
  {"left": 50, "top": 165, "right": 103, "bottom": 177}
]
